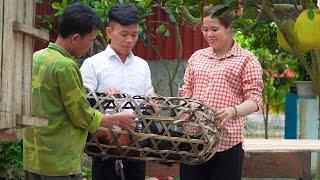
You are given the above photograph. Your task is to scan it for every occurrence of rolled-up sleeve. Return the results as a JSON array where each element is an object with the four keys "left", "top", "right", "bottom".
[
  {"left": 58, "top": 62, "right": 102, "bottom": 133},
  {"left": 180, "top": 56, "right": 195, "bottom": 98},
  {"left": 241, "top": 56, "right": 264, "bottom": 109}
]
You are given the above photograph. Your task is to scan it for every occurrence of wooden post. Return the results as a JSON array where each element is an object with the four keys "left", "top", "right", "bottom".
[
  {"left": 1, "top": 0, "right": 16, "bottom": 129},
  {"left": 0, "top": 1, "right": 3, "bottom": 103},
  {"left": 14, "top": 0, "right": 24, "bottom": 131},
  {"left": 23, "top": 0, "right": 34, "bottom": 118}
]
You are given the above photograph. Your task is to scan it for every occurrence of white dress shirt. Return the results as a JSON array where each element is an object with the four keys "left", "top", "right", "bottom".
[{"left": 80, "top": 45, "right": 154, "bottom": 96}]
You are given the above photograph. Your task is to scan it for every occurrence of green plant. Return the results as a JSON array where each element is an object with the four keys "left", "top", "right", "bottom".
[
  {"left": 81, "top": 166, "right": 92, "bottom": 180},
  {"left": 0, "top": 141, "right": 23, "bottom": 179},
  {"left": 261, "top": 1, "right": 320, "bottom": 99},
  {"left": 37, "top": 0, "right": 316, "bottom": 139},
  {"left": 193, "top": 0, "right": 320, "bottom": 140},
  {"left": 39, "top": 0, "right": 207, "bottom": 96},
  {"left": 235, "top": 19, "right": 298, "bottom": 139},
  {"left": 49, "top": 0, "right": 153, "bottom": 50},
  {"left": 296, "top": 52, "right": 312, "bottom": 81}
]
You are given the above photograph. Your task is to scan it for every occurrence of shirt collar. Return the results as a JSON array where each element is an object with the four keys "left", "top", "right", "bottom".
[
  {"left": 48, "top": 42, "right": 73, "bottom": 59},
  {"left": 209, "top": 41, "right": 242, "bottom": 60},
  {"left": 104, "top": 45, "right": 134, "bottom": 63},
  {"left": 226, "top": 41, "right": 243, "bottom": 57}
]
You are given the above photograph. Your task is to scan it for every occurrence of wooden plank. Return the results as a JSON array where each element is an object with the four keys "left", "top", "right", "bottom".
[
  {"left": 12, "top": 22, "right": 49, "bottom": 41},
  {"left": 0, "top": 0, "right": 3, "bottom": 88},
  {"left": 22, "top": 0, "right": 35, "bottom": 116},
  {"left": 16, "top": 115, "right": 49, "bottom": 127},
  {"left": 12, "top": 0, "right": 24, "bottom": 131},
  {"left": 1, "top": 111, "right": 48, "bottom": 128},
  {"left": 244, "top": 139, "right": 320, "bottom": 152},
  {"left": 1, "top": 0, "right": 17, "bottom": 129},
  {"left": 0, "top": 132, "right": 17, "bottom": 142},
  {"left": 0, "top": 0, "right": 4, "bottom": 128}
]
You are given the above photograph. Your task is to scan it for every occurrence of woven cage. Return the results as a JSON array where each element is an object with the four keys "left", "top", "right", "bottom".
[{"left": 85, "top": 91, "right": 222, "bottom": 165}]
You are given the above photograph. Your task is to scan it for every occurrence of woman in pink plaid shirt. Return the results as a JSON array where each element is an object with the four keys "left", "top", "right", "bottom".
[{"left": 179, "top": 5, "right": 264, "bottom": 180}]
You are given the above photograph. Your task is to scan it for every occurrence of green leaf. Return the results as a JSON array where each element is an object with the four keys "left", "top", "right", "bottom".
[
  {"left": 307, "top": 9, "right": 315, "bottom": 20},
  {"left": 225, "top": 0, "right": 237, "bottom": 7},
  {"left": 138, "top": 24, "right": 144, "bottom": 33},
  {"left": 168, "top": 14, "right": 177, "bottom": 23},
  {"left": 175, "top": 7, "right": 181, "bottom": 14},
  {"left": 164, "top": 30, "right": 170, "bottom": 37},
  {"left": 245, "top": 6, "right": 256, "bottom": 19},
  {"left": 157, "top": 24, "right": 166, "bottom": 33},
  {"left": 62, "top": 0, "right": 68, "bottom": 8},
  {"left": 51, "top": 2, "right": 62, "bottom": 10},
  {"left": 211, "top": 6, "right": 229, "bottom": 17},
  {"left": 207, "top": 0, "right": 223, "bottom": 5}
]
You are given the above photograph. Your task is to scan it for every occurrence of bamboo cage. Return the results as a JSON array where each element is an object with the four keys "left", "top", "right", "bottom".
[
  {"left": 85, "top": 92, "right": 222, "bottom": 164},
  {"left": 0, "top": 0, "right": 49, "bottom": 141}
]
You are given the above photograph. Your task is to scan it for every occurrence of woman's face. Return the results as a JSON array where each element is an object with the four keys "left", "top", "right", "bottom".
[{"left": 201, "top": 16, "right": 233, "bottom": 51}]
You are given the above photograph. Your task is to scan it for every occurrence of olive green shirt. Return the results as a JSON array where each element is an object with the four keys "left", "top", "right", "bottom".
[{"left": 23, "top": 43, "right": 102, "bottom": 176}]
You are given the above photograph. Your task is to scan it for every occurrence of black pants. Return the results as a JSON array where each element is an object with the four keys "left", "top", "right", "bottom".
[
  {"left": 24, "top": 171, "right": 82, "bottom": 180},
  {"left": 180, "top": 143, "right": 244, "bottom": 180},
  {"left": 92, "top": 157, "right": 146, "bottom": 180}
]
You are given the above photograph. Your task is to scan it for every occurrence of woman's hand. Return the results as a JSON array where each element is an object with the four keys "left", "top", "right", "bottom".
[{"left": 215, "top": 107, "right": 236, "bottom": 127}]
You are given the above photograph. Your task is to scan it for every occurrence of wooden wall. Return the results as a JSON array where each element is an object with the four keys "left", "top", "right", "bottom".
[
  {"left": 0, "top": 0, "right": 33, "bottom": 129},
  {"left": 0, "top": 0, "right": 49, "bottom": 139}
]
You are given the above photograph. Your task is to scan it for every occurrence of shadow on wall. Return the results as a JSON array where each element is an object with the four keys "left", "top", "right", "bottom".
[{"left": 147, "top": 60, "right": 186, "bottom": 97}]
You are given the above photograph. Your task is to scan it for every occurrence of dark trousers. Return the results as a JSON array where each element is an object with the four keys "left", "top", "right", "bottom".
[
  {"left": 92, "top": 157, "right": 146, "bottom": 180},
  {"left": 24, "top": 171, "right": 82, "bottom": 180},
  {"left": 180, "top": 143, "right": 244, "bottom": 180}
]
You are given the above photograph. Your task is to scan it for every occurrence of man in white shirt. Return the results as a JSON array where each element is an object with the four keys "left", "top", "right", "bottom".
[{"left": 80, "top": 3, "right": 154, "bottom": 180}]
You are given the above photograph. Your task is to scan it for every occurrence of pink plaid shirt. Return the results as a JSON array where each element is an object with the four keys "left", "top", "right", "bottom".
[{"left": 180, "top": 42, "right": 263, "bottom": 152}]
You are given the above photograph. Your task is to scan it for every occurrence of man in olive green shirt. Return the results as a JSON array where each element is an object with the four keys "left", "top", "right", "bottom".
[{"left": 23, "top": 3, "right": 135, "bottom": 179}]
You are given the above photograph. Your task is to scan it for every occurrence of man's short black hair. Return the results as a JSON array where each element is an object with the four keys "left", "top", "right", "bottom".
[
  {"left": 108, "top": 3, "right": 140, "bottom": 26},
  {"left": 58, "top": 2, "right": 102, "bottom": 38}
]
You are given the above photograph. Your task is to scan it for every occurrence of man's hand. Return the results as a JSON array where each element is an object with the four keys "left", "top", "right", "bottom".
[
  {"left": 215, "top": 107, "right": 236, "bottom": 127},
  {"left": 148, "top": 92, "right": 158, "bottom": 98},
  {"left": 177, "top": 112, "right": 190, "bottom": 121},
  {"left": 101, "top": 111, "right": 135, "bottom": 130},
  {"left": 113, "top": 111, "right": 136, "bottom": 130},
  {"left": 104, "top": 87, "right": 120, "bottom": 94},
  {"left": 148, "top": 92, "right": 161, "bottom": 106}
]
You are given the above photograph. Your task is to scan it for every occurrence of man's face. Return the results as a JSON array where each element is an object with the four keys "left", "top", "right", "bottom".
[
  {"left": 73, "top": 29, "right": 98, "bottom": 58},
  {"left": 106, "top": 23, "right": 139, "bottom": 57}
]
